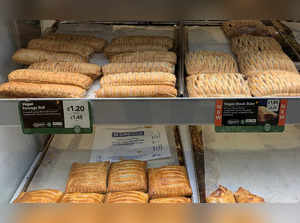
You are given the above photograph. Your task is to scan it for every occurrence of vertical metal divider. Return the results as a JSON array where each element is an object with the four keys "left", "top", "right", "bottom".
[
  {"left": 177, "top": 21, "right": 186, "bottom": 97},
  {"left": 179, "top": 125, "right": 200, "bottom": 203}
]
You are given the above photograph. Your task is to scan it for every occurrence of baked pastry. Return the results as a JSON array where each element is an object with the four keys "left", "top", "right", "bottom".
[
  {"left": 0, "top": 82, "right": 86, "bottom": 98},
  {"left": 150, "top": 197, "right": 192, "bottom": 204},
  {"left": 100, "top": 72, "right": 176, "bottom": 87},
  {"left": 186, "top": 73, "right": 251, "bottom": 97},
  {"left": 96, "top": 85, "right": 177, "bottom": 98},
  {"left": 12, "top": 49, "right": 87, "bottom": 65},
  {"left": 44, "top": 33, "right": 107, "bottom": 52},
  {"left": 108, "top": 160, "right": 147, "bottom": 192},
  {"left": 234, "top": 187, "right": 264, "bottom": 203},
  {"left": 231, "top": 34, "right": 282, "bottom": 54},
  {"left": 65, "top": 162, "right": 109, "bottom": 193},
  {"left": 148, "top": 165, "right": 192, "bottom": 198},
  {"left": 111, "top": 36, "right": 173, "bottom": 49},
  {"left": 60, "top": 193, "right": 105, "bottom": 204},
  {"left": 28, "top": 39, "right": 94, "bottom": 58},
  {"left": 110, "top": 51, "right": 177, "bottom": 64},
  {"left": 102, "top": 62, "right": 175, "bottom": 75},
  {"left": 13, "top": 189, "right": 63, "bottom": 203},
  {"left": 257, "top": 106, "right": 278, "bottom": 122},
  {"left": 29, "top": 62, "right": 101, "bottom": 79},
  {"left": 8, "top": 69, "right": 93, "bottom": 89},
  {"left": 185, "top": 51, "right": 238, "bottom": 75},
  {"left": 105, "top": 191, "right": 149, "bottom": 204},
  {"left": 206, "top": 185, "right": 236, "bottom": 203},
  {"left": 247, "top": 70, "right": 300, "bottom": 96},
  {"left": 222, "top": 20, "right": 271, "bottom": 38},
  {"left": 237, "top": 51, "right": 298, "bottom": 76}
]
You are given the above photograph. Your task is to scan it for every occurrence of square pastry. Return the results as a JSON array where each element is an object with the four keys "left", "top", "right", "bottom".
[
  {"left": 60, "top": 193, "right": 105, "bottom": 204},
  {"left": 108, "top": 160, "right": 147, "bottom": 192},
  {"left": 13, "top": 189, "right": 63, "bottom": 203},
  {"left": 148, "top": 165, "right": 192, "bottom": 198},
  {"left": 206, "top": 185, "right": 236, "bottom": 203},
  {"left": 150, "top": 197, "right": 192, "bottom": 204},
  {"left": 105, "top": 191, "right": 149, "bottom": 204},
  {"left": 65, "top": 162, "right": 109, "bottom": 193}
]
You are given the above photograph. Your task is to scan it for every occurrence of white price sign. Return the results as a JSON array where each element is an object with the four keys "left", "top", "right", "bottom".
[{"left": 63, "top": 101, "right": 91, "bottom": 131}]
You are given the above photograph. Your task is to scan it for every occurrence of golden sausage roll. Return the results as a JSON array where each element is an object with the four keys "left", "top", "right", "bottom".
[
  {"left": 60, "top": 193, "right": 105, "bottom": 204},
  {"left": 102, "top": 62, "right": 175, "bottom": 75},
  {"left": 100, "top": 72, "right": 176, "bottom": 87},
  {"left": 0, "top": 82, "right": 86, "bottom": 98},
  {"left": 12, "top": 49, "right": 87, "bottom": 65},
  {"left": 96, "top": 85, "right": 177, "bottom": 98},
  {"left": 29, "top": 62, "right": 101, "bottom": 79},
  {"left": 65, "top": 162, "right": 109, "bottom": 193},
  {"left": 234, "top": 187, "right": 264, "bottom": 203},
  {"left": 108, "top": 160, "right": 147, "bottom": 192},
  {"left": 206, "top": 185, "right": 236, "bottom": 203},
  {"left": 148, "top": 165, "right": 192, "bottom": 198},
  {"left": 105, "top": 191, "right": 149, "bottom": 204},
  {"left": 28, "top": 39, "right": 94, "bottom": 58},
  {"left": 45, "top": 33, "right": 107, "bottom": 52},
  {"left": 150, "top": 197, "right": 192, "bottom": 204},
  {"left": 8, "top": 69, "right": 93, "bottom": 89},
  {"left": 13, "top": 189, "right": 63, "bottom": 203},
  {"left": 185, "top": 51, "right": 238, "bottom": 75},
  {"left": 186, "top": 73, "right": 251, "bottom": 97},
  {"left": 110, "top": 51, "right": 177, "bottom": 64}
]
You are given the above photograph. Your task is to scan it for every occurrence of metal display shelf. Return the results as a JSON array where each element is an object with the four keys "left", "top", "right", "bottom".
[{"left": 10, "top": 125, "right": 200, "bottom": 203}]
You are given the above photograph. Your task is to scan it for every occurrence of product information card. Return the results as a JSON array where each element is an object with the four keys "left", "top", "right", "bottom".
[
  {"left": 19, "top": 100, "right": 93, "bottom": 134},
  {"left": 89, "top": 126, "right": 171, "bottom": 162},
  {"left": 215, "top": 99, "right": 287, "bottom": 132}
]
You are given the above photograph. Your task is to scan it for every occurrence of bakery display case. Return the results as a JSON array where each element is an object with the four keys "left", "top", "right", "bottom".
[{"left": 1, "top": 1, "right": 300, "bottom": 221}]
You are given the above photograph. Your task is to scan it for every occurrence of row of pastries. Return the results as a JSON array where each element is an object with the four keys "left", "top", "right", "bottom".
[{"left": 14, "top": 160, "right": 192, "bottom": 204}]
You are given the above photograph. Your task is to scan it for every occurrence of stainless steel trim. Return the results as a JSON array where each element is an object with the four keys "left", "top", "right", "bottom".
[{"left": 179, "top": 125, "right": 200, "bottom": 203}]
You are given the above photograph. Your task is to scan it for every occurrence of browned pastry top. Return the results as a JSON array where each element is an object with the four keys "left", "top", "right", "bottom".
[
  {"left": 185, "top": 50, "right": 238, "bottom": 75},
  {"left": 247, "top": 70, "right": 300, "bottom": 96},
  {"left": 108, "top": 160, "right": 147, "bottom": 192},
  {"left": 206, "top": 185, "right": 236, "bottom": 203},
  {"left": 222, "top": 20, "right": 271, "bottom": 38},
  {"left": 150, "top": 197, "right": 192, "bottom": 204},
  {"left": 105, "top": 191, "right": 149, "bottom": 204},
  {"left": 65, "top": 162, "right": 109, "bottom": 193},
  {"left": 148, "top": 165, "right": 192, "bottom": 199},
  {"left": 14, "top": 189, "right": 63, "bottom": 203},
  {"left": 186, "top": 73, "right": 251, "bottom": 98},
  {"left": 60, "top": 193, "right": 105, "bottom": 204},
  {"left": 234, "top": 187, "right": 265, "bottom": 203}
]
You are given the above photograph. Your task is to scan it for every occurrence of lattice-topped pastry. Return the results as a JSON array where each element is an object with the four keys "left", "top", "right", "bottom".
[
  {"left": 234, "top": 187, "right": 264, "bottom": 203},
  {"left": 102, "top": 62, "right": 175, "bottom": 75},
  {"left": 206, "top": 185, "right": 236, "bottom": 203},
  {"left": 108, "top": 160, "right": 147, "bottom": 192},
  {"left": 148, "top": 165, "right": 192, "bottom": 198},
  {"left": 105, "top": 191, "right": 149, "bottom": 204},
  {"left": 14, "top": 189, "right": 63, "bottom": 203},
  {"left": 110, "top": 51, "right": 177, "bottom": 64},
  {"left": 100, "top": 72, "right": 176, "bottom": 87},
  {"left": 237, "top": 51, "right": 298, "bottom": 76},
  {"left": 222, "top": 20, "right": 271, "bottom": 38},
  {"left": 186, "top": 73, "right": 251, "bottom": 97},
  {"left": 231, "top": 34, "right": 282, "bottom": 54},
  {"left": 248, "top": 70, "right": 300, "bottom": 96},
  {"left": 60, "top": 193, "right": 105, "bottom": 204},
  {"left": 150, "top": 197, "right": 192, "bottom": 204},
  {"left": 111, "top": 36, "right": 174, "bottom": 49},
  {"left": 65, "top": 162, "right": 109, "bottom": 193},
  {"left": 185, "top": 51, "right": 238, "bottom": 75},
  {"left": 96, "top": 85, "right": 177, "bottom": 98}
]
